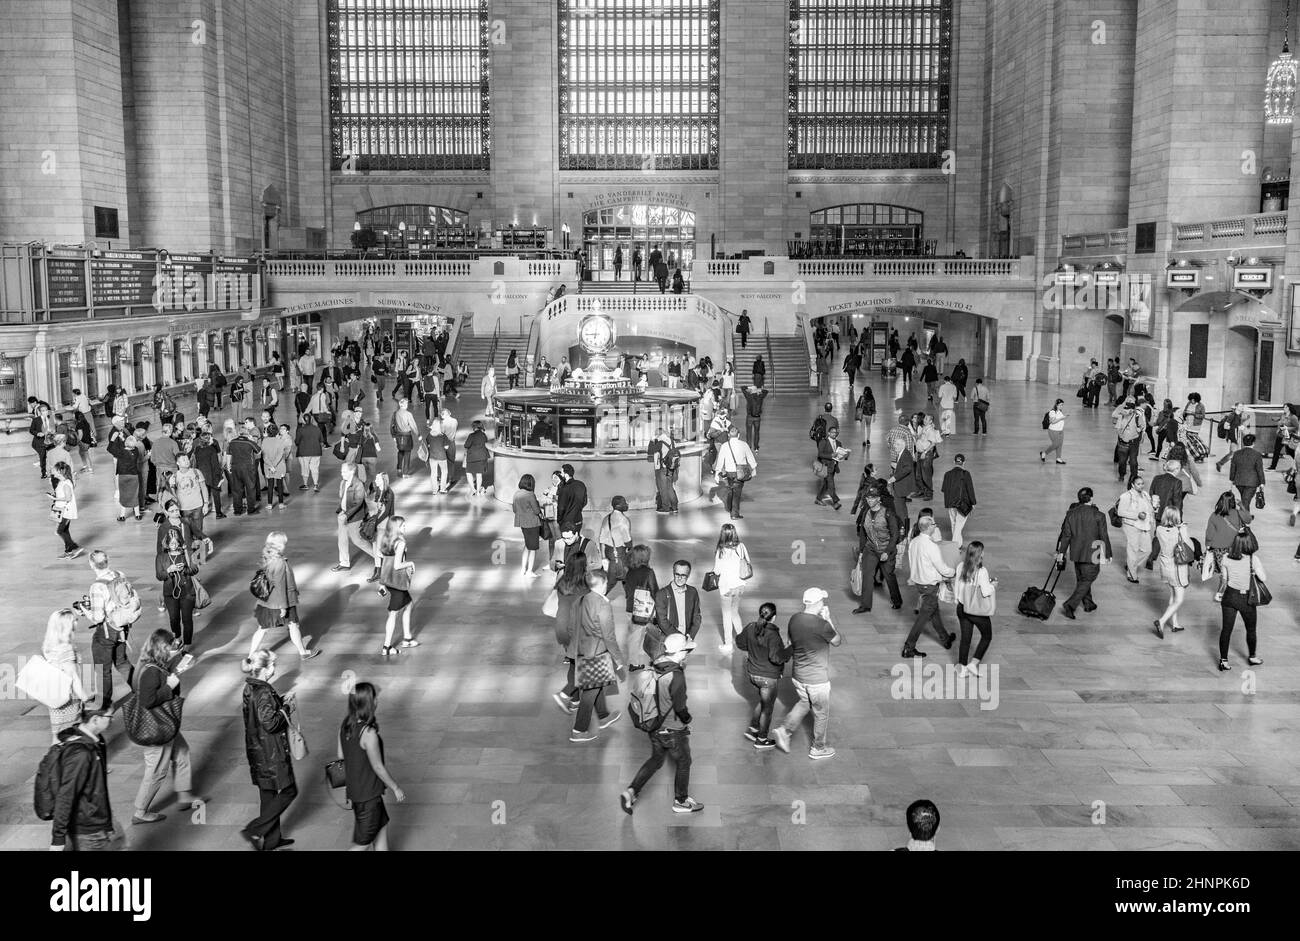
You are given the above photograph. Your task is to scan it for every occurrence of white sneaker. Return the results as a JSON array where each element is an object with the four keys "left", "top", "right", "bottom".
[
  {"left": 968, "top": 658, "right": 982, "bottom": 676},
  {"left": 957, "top": 664, "right": 971, "bottom": 679},
  {"left": 718, "top": 644, "right": 733, "bottom": 654},
  {"left": 772, "top": 727, "right": 791, "bottom": 753}
]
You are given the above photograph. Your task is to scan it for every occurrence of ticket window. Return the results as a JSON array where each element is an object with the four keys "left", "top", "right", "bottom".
[
  {"left": 558, "top": 415, "right": 596, "bottom": 449},
  {"left": 499, "top": 408, "right": 526, "bottom": 449}
]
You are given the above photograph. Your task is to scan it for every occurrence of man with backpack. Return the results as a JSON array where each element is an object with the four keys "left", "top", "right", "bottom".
[
  {"left": 171, "top": 452, "right": 213, "bottom": 557},
  {"left": 649, "top": 430, "right": 680, "bottom": 513},
  {"left": 620, "top": 633, "right": 703, "bottom": 815},
  {"left": 74, "top": 551, "right": 140, "bottom": 708},
  {"left": 42, "top": 705, "right": 117, "bottom": 851}
]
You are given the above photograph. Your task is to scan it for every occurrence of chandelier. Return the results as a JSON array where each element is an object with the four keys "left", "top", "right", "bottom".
[{"left": 1266, "top": 0, "right": 1297, "bottom": 124}]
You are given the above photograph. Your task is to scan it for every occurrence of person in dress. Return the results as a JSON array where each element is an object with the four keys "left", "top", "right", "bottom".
[
  {"left": 376, "top": 516, "right": 419, "bottom": 656},
  {"left": 339, "top": 682, "right": 405, "bottom": 851}
]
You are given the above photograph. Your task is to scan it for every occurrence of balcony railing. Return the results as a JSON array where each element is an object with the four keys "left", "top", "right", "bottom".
[
  {"left": 265, "top": 256, "right": 577, "bottom": 282},
  {"left": 695, "top": 256, "right": 1029, "bottom": 281},
  {"left": 1060, "top": 228, "right": 1128, "bottom": 255},
  {"left": 1172, "top": 212, "right": 1287, "bottom": 250}
]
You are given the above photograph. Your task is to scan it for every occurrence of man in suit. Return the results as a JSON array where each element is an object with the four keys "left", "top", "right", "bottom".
[
  {"left": 940, "top": 453, "right": 977, "bottom": 547},
  {"left": 1054, "top": 487, "right": 1113, "bottom": 619},
  {"left": 555, "top": 463, "right": 588, "bottom": 532},
  {"left": 1149, "top": 460, "right": 1186, "bottom": 518},
  {"left": 1228, "top": 433, "right": 1266, "bottom": 515},
  {"left": 654, "top": 559, "right": 702, "bottom": 640}
]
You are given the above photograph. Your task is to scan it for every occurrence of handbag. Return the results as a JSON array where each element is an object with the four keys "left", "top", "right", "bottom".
[
  {"left": 192, "top": 576, "right": 211, "bottom": 610},
  {"left": 739, "top": 553, "right": 754, "bottom": 581},
  {"left": 250, "top": 567, "right": 273, "bottom": 602},
  {"left": 1255, "top": 488, "right": 1265, "bottom": 510},
  {"left": 287, "top": 707, "right": 308, "bottom": 761},
  {"left": 542, "top": 587, "right": 559, "bottom": 618},
  {"left": 121, "top": 666, "right": 184, "bottom": 746},
  {"left": 394, "top": 432, "right": 414, "bottom": 451},
  {"left": 325, "top": 758, "right": 347, "bottom": 789},
  {"left": 1108, "top": 501, "right": 1122, "bottom": 528},
  {"left": 1200, "top": 550, "right": 1218, "bottom": 582},
  {"left": 379, "top": 553, "right": 413, "bottom": 591},
  {"left": 1246, "top": 554, "right": 1271, "bottom": 606},
  {"left": 849, "top": 551, "right": 863, "bottom": 595},
  {"left": 359, "top": 516, "right": 380, "bottom": 541},
  {"left": 702, "top": 571, "right": 720, "bottom": 592},
  {"left": 938, "top": 580, "right": 956, "bottom": 605},
  {"left": 1172, "top": 530, "right": 1196, "bottom": 566},
  {"left": 726, "top": 441, "right": 753, "bottom": 481},
  {"left": 417, "top": 439, "right": 429, "bottom": 462},
  {"left": 15, "top": 654, "right": 74, "bottom": 709},
  {"left": 813, "top": 460, "right": 828, "bottom": 478},
  {"left": 576, "top": 650, "right": 616, "bottom": 688},
  {"left": 538, "top": 517, "right": 553, "bottom": 542}
]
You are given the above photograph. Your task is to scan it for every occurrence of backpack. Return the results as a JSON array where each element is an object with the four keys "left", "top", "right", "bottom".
[
  {"left": 34, "top": 740, "right": 90, "bottom": 820},
  {"left": 104, "top": 572, "right": 142, "bottom": 630},
  {"left": 663, "top": 446, "right": 681, "bottom": 472},
  {"left": 1041, "top": 411, "right": 1052, "bottom": 430},
  {"left": 230, "top": 380, "right": 245, "bottom": 402},
  {"left": 810, "top": 416, "right": 827, "bottom": 441},
  {"left": 213, "top": 372, "right": 227, "bottom": 388},
  {"left": 628, "top": 667, "right": 673, "bottom": 732},
  {"left": 631, "top": 587, "right": 655, "bottom": 625},
  {"left": 250, "top": 568, "right": 273, "bottom": 602}
]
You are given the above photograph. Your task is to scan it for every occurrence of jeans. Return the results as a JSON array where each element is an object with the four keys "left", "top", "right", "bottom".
[
  {"left": 247, "top": 782, "right": 297, "bottom": 845},
  {"left": 746, "top": 416, "right": 762, "bottom": 450},
  {"left": 1063, "top": 562, "right": 1100, "bottom": 612},
  {"left": 722, "top": 476, "right": 745, "bottom": 517},
  {"left": 183, "top": 507, "right": 207, "bottom": 545},
  {"left": 905, "top": 584, "right": 950, "bottom": 650},
  {"left": 572, "top": 683, "right": 609, "bottom": 733},
  {"left": 780, "top": 679, "right": 831, "bottom": 749},
  {"left": 747, "top": 672, "right": 779, "bottom": 737},
  {"left": 1269, "top": 442, "right": 1295, "bottom": 470},
  {"left": 298, "top": 456, "right": 320, "bottom": 488},
  {"left": 630, "top": 729, "right": 692, "bottom": 802},
  {"left": 67, "top": 829, "right": 123, "bottom": 852},
  {"left": 857, "top": 547, "right": 901, "bottom": 610},
  {"left": 1219, "top": 588, "right": 1258, "bottom": 659},
  {"left": 90, "top": 635, "right": 132, "bottom": 708},
  {"left": 955, "top": 604, "right": 992, "bottom": 664},
  {"left": 429, "top": 458, "right": 450, "bottom": 491},
  {"left": 1117, "top": 438, "right": 1140, "bottom": 483},
  {"left": 135, "top": 732, "right": 192, "bottom": 814},
  {"left": 1044, "top": 429, "right": 1065, "bottom": 460},
  {"left": 655, "top": 469, "right": 678, "bottom": 511},
  {"left": 337, "top": 516, "right": 374, "bottom": 567},
  {"left": 56, "top": 518, "right": 78, "bottom": 552},
  {"left": 396, "top": 448, "right": 412, "bottom": 475},
  {"left": 917, "top": 453, "right": 935, "bottom": 495}
]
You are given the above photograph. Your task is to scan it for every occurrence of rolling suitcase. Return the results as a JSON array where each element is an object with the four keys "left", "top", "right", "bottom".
[
  {"left": 1018, "top": 561, "right": 1064, "bottom": 620},
  {"left": 1185, "top": 431, "right": 1209, "bottom": 462}
]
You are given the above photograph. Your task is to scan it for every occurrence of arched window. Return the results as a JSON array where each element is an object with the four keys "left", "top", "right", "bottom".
[
  {"left": 355, "top": 205, "right": 473, "bottom": 249},
  {"left": 810, "top": 204, "right": 925, "bottom": 256}
]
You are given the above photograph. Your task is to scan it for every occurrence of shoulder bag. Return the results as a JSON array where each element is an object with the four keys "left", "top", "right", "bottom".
[
  {"left": 812, "top": 459, "right": 828, "bottom": 479},
  {"left": 121, "top": 664, "right": 184, "bottom": 746},
  {"left": 702, "top": 571, "right": 720, "bottom": 592},
  {"left": 286, "top": 703, "right": 308, "bottom": 761},
  {"left": 1172, "top": 527, "right": 1196, "bottom": 566},
  {"left": 1246, "top": 553, "right": 1272, "bottom": 606},
  {"left": 738, "top": 545, "right": 754, "bottom": 580},
  {"left": 379, "top": 543, "right": 413, "bottom": 591}
]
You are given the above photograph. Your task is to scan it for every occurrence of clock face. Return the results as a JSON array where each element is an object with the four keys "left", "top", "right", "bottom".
[{"left": 579, "top": 316, "right": 614, "bottom": 354}]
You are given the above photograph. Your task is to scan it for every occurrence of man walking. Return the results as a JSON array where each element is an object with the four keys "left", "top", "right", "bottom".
[
  {"left": 741, "top": 383, "right": 769, "bottom": 451},
  {"left": 971, "top": 379, "right": 990, "bottom": 434},
  {"left": 331, "top": 461, "right": 373, "bottom": 573},
  {"left": 941, "top": 453, "right": 977, "bottom": 547},
  {"left": 903, "top": 517, "right": 956, "bottom": 659},
  {"left": 620, "top": 633, "right": 703, "bottom": 815},
  {"left": 75, "top": 551, "right": 136, "bottom": 708},
  {"left": 48, "top": 706, "right": 118, "bottom": 851},
  {"left": 712, "top": 427, "right": 757, "bottom": 521},
  {"left": 1112, "top": 397, "right": 1145, "bottom": 485},
  {"left": 1229, "top": 433, "right": 1266, "bottom": 514},
  {"left": 852, "top": 487, "right": 903, "bottom": 614},
  {"left": 1054, "top": 486, "right": 1112, "bottom": 619},
  {"left": 771, "top": 587, "right": 841, "bottom": 760}
]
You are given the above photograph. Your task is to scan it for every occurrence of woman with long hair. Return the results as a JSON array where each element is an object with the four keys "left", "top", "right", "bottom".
[
  {"left": 376, "top": 516, "right": 418, "bottom": 655},
  {"left": 1215, "top": 527, "right": 1266, "bottom": 671},
  {"left": 365, "top": 472, "right": 396, "bottom": 583},
  {"left": 713, "top": 523, "right": 752, "bottom": 654},
  {"left": 1152, "top": 505, "right": 1191, "bottom": 639},
  {"left": 240, "top": 648, "right": 298, "bottom": 851},
  {"left": 539, "top": 470, "right": 562, "bottom": 563},
  {"left": 513, "top": 473, "right": 544, "bottom": 578},
  {"left": 506, "top": 349, "right": 520, "bottom": 389},
  {"left": 550, "top": 552, "right": 591, "bottom": 715},
  {"left": 249, "top": 532, "right": 320, "bottom": 660},
  {"left": 49, "top": 461, "right": 82, "bottom": 560},
  {"left": 1152, "top": 398, "right": 1178, "bottom": 460},
  {"left": 854, "top": 386, "right": 877, "bottom": 448},
  {"left": 721, "top": 360, "right": 736, "bottom": 411},
  {"left": 952, "top": 541, "right": 997, "bottom": 677},
  {"left": 156, "top": 512, "right": 200, "bottom": 649},
  {"left": 339, "top": 681, "right": 405, "bottom": 851},
  {"left": 42, "top": 608, "right": 89, "bottom": 742},
  {"left": 1204, "top": 491, "right": 1247, "bottom": 577},
  {"left": 132, "top": 628, "right": 198, "bottom": 824}
]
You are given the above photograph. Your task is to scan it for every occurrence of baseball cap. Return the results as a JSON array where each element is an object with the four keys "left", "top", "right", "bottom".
[
  {"left": 663, "top": 633, "right": 696, "bottom": 655},
  {"left": 802, "top": 587, "right": 829, "bottom": 605}
]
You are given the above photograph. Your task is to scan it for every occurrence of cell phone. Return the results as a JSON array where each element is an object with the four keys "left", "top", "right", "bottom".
[{"left": 177, "top": 654, "right": 195, "bottom": 670}]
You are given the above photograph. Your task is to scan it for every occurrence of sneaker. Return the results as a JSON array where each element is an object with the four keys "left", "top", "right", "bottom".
[
  {"left": 330, "top": 564, "right": 352, "bottom": 572},
  {"left": 968, "top": 658, "right": 982, "bottom": 676},
  {"left": 620, "top": 788, "right": 636, "bottom": 815},
  {"left": 718, "top": 644, "right": 733, "bottom": 654},
  {"left": 957, "top": 664, "right": 972, "bottom": 679},
  {"left": 772, "top": 727, "right": 791, "bottom": 753},
  {"left": 598, "top": 710, "right": 622, "bottom": 730},
  {"left": 569, "top": 729, "right": 598, "bottom": 743},
  {"left": 131, "top": 812, "right": 166, "bottom": 825},
  {"left": 752, "top": 737, "right": 776, "bottom": 751},
  {"left": 809, "top": 746, "right": 837, "bottom": 760},
  {"left": 1248, "top": 656, "right": 1263, "bottom": 665},
  {"left": 1039, "top": 451, "right": 1045, "bottom": 463},
  {"left": 743, "top": 727, "right": 760, "bottom": 743},
  {"left": 298, "top": 485, "right": 309, "bottom": 491},
  {"left": 552, "top": 691, "right": 577, "bottom": 714},
  {"left": 672, "top": 797, "right": 705, "bottom": 813}
]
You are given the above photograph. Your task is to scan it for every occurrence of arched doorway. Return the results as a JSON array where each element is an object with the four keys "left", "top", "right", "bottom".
[
  {"left": 1102, "top": 314, "right": 1124, "bottom": 366},
  {"left": 1168, "top": 291, "right": 1282, "bottom": 410},
  {"left": 582, "top": 204, "right": 696, "bottom": 281},
  {"left": 1224, "top": 324, "right": 1259, "bottom": 408}
]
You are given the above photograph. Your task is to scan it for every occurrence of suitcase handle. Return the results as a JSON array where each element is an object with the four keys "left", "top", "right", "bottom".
[{"left": 1042, "top": 560, "right": 1065, "bottom": 593}]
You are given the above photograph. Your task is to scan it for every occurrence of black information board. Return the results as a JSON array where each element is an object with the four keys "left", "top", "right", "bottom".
[
  {"left": 91, "top": 252, "right": 156, "bottom": 307},
  {"left": 46, "top": 258, "right": 88, "bottom": 308}
]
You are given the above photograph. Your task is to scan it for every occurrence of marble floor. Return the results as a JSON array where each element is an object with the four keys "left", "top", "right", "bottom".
[{"left": 2, "top": 366, "right": 1299, "bottom": 852}]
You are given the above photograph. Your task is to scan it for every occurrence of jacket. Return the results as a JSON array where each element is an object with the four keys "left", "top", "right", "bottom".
[
  {"left": 653, "top": 584, "right": 702, "bottom": 639},
  {"left": 1149, "top": 473, "right": 1185, "bottom": 516},
  {"left": 577, "top": 591, "right": 624, "bottom": 671},
  {"left": 255, "top": 557, "right": 298, "bottom": 611},
  {"left": 734, "top": 619, "right": 791, "bottom": 679},
  {"left": 857, "top": 502, "right": 901, "bottom": 555},
  {"left": 107, "top": 431, "right": 138, "bottom": 475},
  {"left": 49, "top": 727, "right": 112, "bottom": 846},
  {"left": 242, "top": 678, "right": 295, "bottom": 791},
  {"left": 226, "top": 435, "right": 260, "bottom": 469},
  {"left": 261, "top": 435, "right": 291, "bottom": 478},
  {"left": 1056, "top": 503, "right": 1112, "bottom": 563},
  {"left": 513, "top": 491, "right": 542, "bottom": 528},
  {"left": 941, "top": 467, "right": 976, "bottom": 514},
  {"left": 556, "top": 477, "right": 588, "bottom": 528},
  {"left": 294, "top": 422, "right": 324, "bottom": 457},
  {"left": 339, "top": 477, "right": 368, "bottom": 522},
  {"left": 742, "top": 387, "right": 769, "bottom": 418},
  {"left": 1117, "top": 489, "right": 1155, "bottom": 532},
  {"left": 1228, "top": 447, "right": 1265, "bottom": 488},
  {"left": 156, "top": 548, "right": 199, "bottom": 599},
  {"left": 192, "top": 441, "right": 222, "bottom": 484}
]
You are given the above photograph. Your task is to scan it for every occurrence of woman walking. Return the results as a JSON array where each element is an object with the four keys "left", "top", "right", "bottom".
[
  {"left": 1040, "top": 398, "right": 1067, "bottom": 464},
  {"left": 734, "top": 603, "right": 789, "bottom": 749},
  {"left": 339, "top": 682, "right": 404, "bottom": 851},
  {"left": 42, "top": 608, "right": 90, "bottom": 742},
  {"left": 156, "top": 519, "right": 200, "bottom": 649},
  {"left": 132, "top": 628, "right": 198, "bottom": 824},
  {"left": 481, "top": 366, "right": 498, "bottom": 418},
  {"left": 952, "top": 541, "right": 997, "bottom": 677},
  {"left": 1117, "top": 473, "right": 1155, "bottom": 583},
  {"left": 364, "top": 472, "right": 396, "bottom": 583},
  {"left": 1205, "top": 491, "right": 1248, "bottom": 576},
  {"left": 376, "top": 516, "right": 419, "bottom": 655},
  {"left": 107, "top": 417, "right": 142, "bottom": 522},
  {"left": 569, "top": 569, "right": 625, "bottom": 742},
  {"left": 262, "top": 423, "right": 291, "bottom": 509},
  {"left": 622, "top": 544, "right": 661, "bottom": 664},
  {"left": 1152, "top": 506, "right": 1192, "bottom": 638},
  {"left": 513, "top": 473, "right": 544, "bottom": 578},
  {"left": 1215, "top": 526, "right": 1266, "bottom": 671},
  {"left": 721, "top": 361, "right": 737, "bottom": 412},
  {"left": 1152, "top": 398, "right": 1178, "bottom": 460},
  {"left": 854, "top": 386, "right": 876, "bottom": 448},
  {"left": 49, "top": 461, "right": 83, "bottom": 560},
  {"left": 506, "top": 349, "right": 520, "bottom": 390},
  {"left": 597, "top": 496, "right": 633, "bottom": 594},
  {"left": 240, "top": 648, "right": 298, "bottom": 851},
  {"left": 249, "top": 532, "right": 321, "bottom": 660},
  {"left": 551, "top": 553, "right": 591, "bottom": 715},
  {"left": 713, "top": 523, "right": 752, "bottom": 654},
  {"left": 463, "top": 420, "right": 490, "bottom": 495}
]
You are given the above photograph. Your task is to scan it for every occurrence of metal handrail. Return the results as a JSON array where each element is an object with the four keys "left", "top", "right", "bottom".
[
  {"left": 485, "top": 318, "right": 502, "bottom": 371},
  {"left": 763, "top": 319, "right": 776, "bottom": 398}
]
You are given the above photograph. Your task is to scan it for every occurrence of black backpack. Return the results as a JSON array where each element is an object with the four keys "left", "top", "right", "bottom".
[
  {"left": 810, "top": 416, "right": 827, "bottom": 440},
  {"left": 34, "top": 740, "right": 85, "bottom": 820},
  {"left": 1041, "top": 411, "right": 1052, "bottom": 430},
  {"left": 664, "top": 446, "right": 681, "bottom": 471}
]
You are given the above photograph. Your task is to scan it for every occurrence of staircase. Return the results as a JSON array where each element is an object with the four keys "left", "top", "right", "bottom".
[
  {"left": 737, "top": 335, "right": 811, "bottom": 395},
  {"left": 452, "top": 332, "right": 528, "bottom": 391}
]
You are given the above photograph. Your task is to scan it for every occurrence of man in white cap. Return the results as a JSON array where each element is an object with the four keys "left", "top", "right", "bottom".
[
  {"left": 620, "top": 632, "right": 704, "bottom": 815},
  {"left": 771, "top": 587, "right": 841, "bottom": 760}
]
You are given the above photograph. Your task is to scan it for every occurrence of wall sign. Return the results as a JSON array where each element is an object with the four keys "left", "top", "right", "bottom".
[
  {"left": 46, "top": 258, "right": 88, "bottom": 308},
  {"left": 1232, "top": 266, "right": 1273, "bottom": 291},
  {"left": 1165, "top": 268, "right": 1200, "bottom": 289},
  {"left": 1289, "top": 285, "right": 1300, "bottom": 354}
]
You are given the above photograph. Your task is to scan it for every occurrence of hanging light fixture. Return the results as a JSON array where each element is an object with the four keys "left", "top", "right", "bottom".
[{"left": 1266, "top": 0, "right": 1298, "bottom": 124}]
